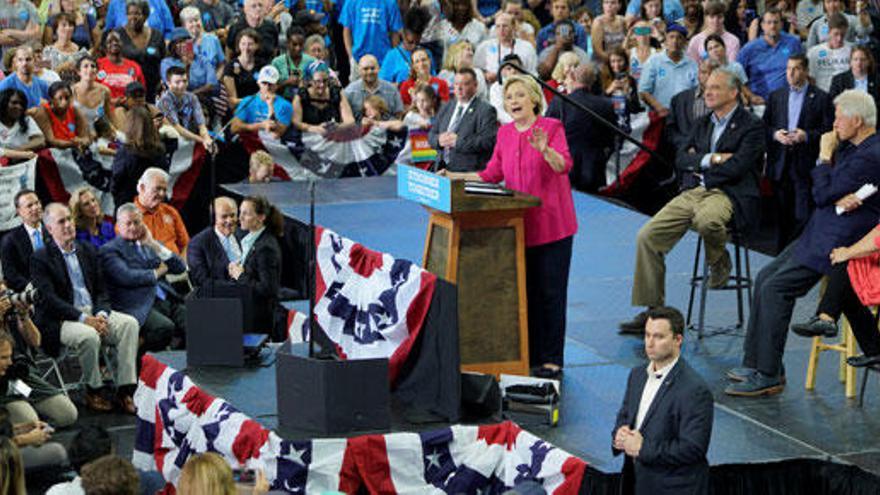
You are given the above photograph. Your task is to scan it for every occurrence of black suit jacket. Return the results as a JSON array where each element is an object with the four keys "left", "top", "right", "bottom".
[
  {"left": 613, "top": 358, "right": 713, "bottom": 495},
  {"left": 31, "top": 240, "right": 112, "bottom": 357},
  {"left": 239, "top": 229, "right": 282, "bottom": 334},
  {"left": 829, "top": 70, "right": 880, "bottom": 105},
  {"left": 428, "top": 98, "right": 497, "bottom": 172},
  {"left": 667, "top": 87, "right": 706, "bottom": 151},
  {"left": 1, "top": 224, "right": 49, "bottom": 292},
  {"left": 544, "top": 88, "right": 617, "bottom": 191},
  {"left": 677, "top": 105, "right": 766, "bottom": 235},
  {"left": 187, "top": 227, "right": 233, "bottom": 288}
]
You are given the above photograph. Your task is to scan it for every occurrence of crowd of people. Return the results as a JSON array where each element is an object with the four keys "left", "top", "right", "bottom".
[{"left": 0, "top": 0, "right": 880, "bottom": 491}]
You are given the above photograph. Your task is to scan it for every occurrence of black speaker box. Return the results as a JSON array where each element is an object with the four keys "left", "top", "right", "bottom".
[
  {"left": 461, "top": 372, "right": 501, "bottom": 421},
  {"left": 186, "top": 297, "right": 244, "bottom": 367},
  {"left": 276, "top": 342, "right": 391, "bottom": 436}
]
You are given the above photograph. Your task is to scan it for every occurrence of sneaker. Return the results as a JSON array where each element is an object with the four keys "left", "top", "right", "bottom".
[
  {"left": 619, "top": 311, "right": 649, "bottom": 335},
  {"left": 708, "top": 250, "right": 732, "bottom": 289},
  {"left": 791, "top": 316, "right": 838, "bottom": 338},
  {"left": 726, "top": 367, "right": 756, "bottom": 382},
  {"left": 724, "top": 371, "right": 785, "bottom": 396},
  {"left": 847, "top": 354, "right": 880, "bottom": 368}
]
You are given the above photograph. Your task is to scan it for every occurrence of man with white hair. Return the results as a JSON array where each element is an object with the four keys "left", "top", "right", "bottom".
[
  {"left": 31, "top": 203, "right": 140, "bottom": 413},
  {"left": 727, "top": 89, "right": 880, "bottom": 396},
  {"left": 134, "top": 168, "right": 190, "bottom": 256}
]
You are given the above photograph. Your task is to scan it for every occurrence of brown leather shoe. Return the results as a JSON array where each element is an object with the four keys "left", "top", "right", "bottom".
[
  {"left": 117, "top": 395, "right": 136, "bottom": 415},
  {"left": 85, "top": 392, "right": 113, "bottom": 412}
]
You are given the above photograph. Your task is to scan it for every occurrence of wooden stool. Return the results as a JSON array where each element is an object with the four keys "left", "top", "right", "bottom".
[
  {"left": 805, "top": 319, "right": 858, "bottom": 398},
  {"left": 857, "top": 309, "right": 880, "bottom": 407}
]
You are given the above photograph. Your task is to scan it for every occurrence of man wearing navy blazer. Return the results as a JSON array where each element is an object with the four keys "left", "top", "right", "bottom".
[
  {"left": 764, "top": 55, "right": 834, "bottom": 250},
  {"left": 1, "top": 190, "right": 49, "bottom": 292},
  {"left": 187, "top": 197, "right": 241, "bottom": 288},
  {"left": 613, "top": 306, "right": 713, "bottom": 495},
  {"left": 100, "top": 203, "right": 187, "bottom": 351},
  {"left": 728, "top": 89, "right": 880, "bottom": 396},
  {"left": 428, "top": 68, "right": 497, "bottom": 172}
]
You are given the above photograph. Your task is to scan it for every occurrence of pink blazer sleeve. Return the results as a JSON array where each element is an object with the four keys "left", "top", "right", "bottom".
[
  {"left": 547, "top": 119, "right": 573, "bottom": 175},
  {"left": 479, "top": 126, "right": 506, "bottom": 183}
]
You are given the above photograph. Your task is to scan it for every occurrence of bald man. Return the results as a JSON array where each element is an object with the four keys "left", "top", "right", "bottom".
[
  {"left": 186, "top": 197, "right": 242, "bottom": 288},
  {"left": 343, "top": 54, "right": 405, "bottom": 120}
]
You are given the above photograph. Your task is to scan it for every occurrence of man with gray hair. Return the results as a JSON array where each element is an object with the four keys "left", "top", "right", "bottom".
[
  {"left": 100, "top": 203, "right": 187, "bottom": 351},
  {"left": 135, "top": 168, "right": 190, "bottom": 256},
  {"left": 727, "top": 89, "right": 880, "bottom": 396},
  {"left": 620, "top": 68, "right": 765, "bottom": 335},
  {"left": 31, "top": 203, "right": 140, "bottom": 413},
  {"left": 545, "top": 63, "right": 616, "bottom": 191}
]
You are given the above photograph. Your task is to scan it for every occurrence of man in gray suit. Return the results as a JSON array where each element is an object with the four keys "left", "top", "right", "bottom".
[{"left": 429, "top": 68, "right": 497, "bottom": 172}]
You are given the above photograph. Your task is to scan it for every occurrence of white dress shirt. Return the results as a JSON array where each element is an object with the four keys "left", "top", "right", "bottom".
[{"left": 635, "top": 356, "right": 679, "bottom": 430}]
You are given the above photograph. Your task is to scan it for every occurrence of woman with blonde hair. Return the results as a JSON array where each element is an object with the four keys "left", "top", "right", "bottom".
[
  {"left": 70, "top": 187, "right": 115, "bottom": 248},
  {"left": 544, "top": 51, "right": 580, "bottom": 103},
  {"left": 443, "top": 75, "right": 576, "bottom": 379},
  {"left": 438, "top": 41, "right": 488, "bottom": 98},
  {"left": 178, "top": 452, "right": 269, "bottom": 495},
  {"left": 0, "top": 436, "right": 25, "bottom": 495}
]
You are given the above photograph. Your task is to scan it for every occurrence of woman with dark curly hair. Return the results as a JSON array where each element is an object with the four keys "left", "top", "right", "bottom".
[{"left": 0, "top": 89, "right": 45, "bottom": 164}]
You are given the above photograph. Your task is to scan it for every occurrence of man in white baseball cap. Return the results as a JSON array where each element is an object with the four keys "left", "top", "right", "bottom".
[{"left": 230, "top": 65, "right": 292, "bottom": 140}]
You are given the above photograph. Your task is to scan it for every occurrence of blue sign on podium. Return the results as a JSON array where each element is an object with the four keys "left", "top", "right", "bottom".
[{"left": 397, "top": 164, "right": 452, "bottom": 213}]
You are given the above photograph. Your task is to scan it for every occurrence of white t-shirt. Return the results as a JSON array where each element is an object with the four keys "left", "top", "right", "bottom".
[
  {"left": 807, "top": 42, "right": 852, "bottom": 92},
  {"left": 474, "top": 38, "right": 538, "bottom": 76},
  {"left": 0, "top": 116, "right": 42, "bottom": 151}
]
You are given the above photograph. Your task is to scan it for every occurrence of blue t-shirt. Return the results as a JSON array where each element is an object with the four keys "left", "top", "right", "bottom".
[
  {"left": 104, "top": 0, "right": 175, "bottom": 39},
  {"left": 0, "top": 74, "right": 49, "bottom": 109},
  {"left": 339, "top": 0, "right": 403, "bottom": 62},
  {"left": 160, "top": 57, "right": 219, "bottom": 89},
  {"left": 626, "top": 0, "right": 684, "bottom": 24},
  {"left": 737, "top": 33, "right": 803, "bottom": 99},
  {"left": 234, "top": 94, "right": 294, "bottom": 126},
  {"left": 379, "top": 46, "right": 413, "bottom": 84},
  {"left": 194, "top": 33, "right": 225, "bottom": 70},
  {"left": 637, "top": 52, "right": 698, "bottom": 108},
  {"left": 536, "top": 22, "right": 589, "bottom": 53}
]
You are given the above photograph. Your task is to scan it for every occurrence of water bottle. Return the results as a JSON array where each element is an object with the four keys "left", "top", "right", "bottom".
[{"left": 611, "top": 74, "right": 628, "bottom": 129}]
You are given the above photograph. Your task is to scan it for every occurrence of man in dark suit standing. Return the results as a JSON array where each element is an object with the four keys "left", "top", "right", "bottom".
[
  {"left": 667, "top": 59, "right": 719, "bottom": 151},
  {"left": 727, "top": 89, "right": 880, "bottom": 396},
  {"left": 620, "top": 68, "right": 765, "bottom": 334},
  {"left": 545, "top": 63, "right": 616, "bottom": 191},
  {"left": 31, "top": 203, "right": 140, "bottom": 413},
  {"left": 428, "top": 68, "right": 497, "bottom": 172},
  {"left": 1, "top": 190, "right": 48, "bottom": 292},
  {"left": 187, "top": 197, "right": 241, "bottom": 288},
  {"left": 100, "top": 203, "right": 187, "bottom": 351},
  {"left": 764, "top": 54, "right": 833, "bottom": 250},
  {"left": 613, "top": 306, "right": 713, "bottom": 495}
]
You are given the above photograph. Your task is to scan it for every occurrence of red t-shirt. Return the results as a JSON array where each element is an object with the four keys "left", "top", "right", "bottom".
[
  {"left": 96, "top": 57, "right": 146, "bottom": 100},
  {"left": 399, "top": 77, "right": 450, "bottom": 107}
]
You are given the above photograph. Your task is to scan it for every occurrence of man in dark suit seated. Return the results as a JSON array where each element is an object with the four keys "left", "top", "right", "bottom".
[
  {"left": 187, "top": 197, "right": 241, "bottom": 288},
  {"left": 544, "top": 63, "right": 616, "bottom": 191},
  {"left": 613, "top": 306, "right": 713, "bottom": 495},
  {"left": 428, "top": 68, "right": 497, "bottom": 172},
  {"left": 1, "top": 190, "right": 48, "bottom": 292},
  {"left": 666, "top": 59, "right": 719, "bottom": 151},
  {"left": 620, "top": 68, "right": 765, "bottom": 334},
  {"left": 100, "top": 204, "right": 187, "bottom": 351},
  {"left": 31, "top": 203, "right": 140, "bottom": 413},
  {"left": 727, "top": 89, "right": 880, "bottom": 396},
  {"left": 764, "top": 54, "right": 833, "bottom": 250}
]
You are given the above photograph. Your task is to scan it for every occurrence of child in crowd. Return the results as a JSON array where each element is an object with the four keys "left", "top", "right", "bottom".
[
  {"left": 248, "top": 150, "right": 276, "bottom": 183},
  {"left": 366, "top": 86, "right": 439, "bottom": 168}
]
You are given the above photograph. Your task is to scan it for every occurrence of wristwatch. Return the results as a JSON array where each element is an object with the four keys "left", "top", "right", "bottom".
[{"left": 711, "top": 153, "right": 723, "bottom": 166}]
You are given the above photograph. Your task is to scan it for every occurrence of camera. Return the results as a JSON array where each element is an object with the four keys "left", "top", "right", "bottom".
[{"left": 5, "top": 288, "right": 39, "bottom": 307}]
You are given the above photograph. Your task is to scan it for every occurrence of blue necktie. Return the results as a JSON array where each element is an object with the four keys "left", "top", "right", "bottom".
[
  {"left": 223, "top": 236, "right": 240, "bottom": 264},
  {"left": 32, "top": 230, "right": 43, "bottom": 250}
]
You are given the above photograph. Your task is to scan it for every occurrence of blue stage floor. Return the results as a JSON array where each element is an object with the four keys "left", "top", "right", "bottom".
[{"left": 40, "top": 177, "right": 876, "bottom": 495}]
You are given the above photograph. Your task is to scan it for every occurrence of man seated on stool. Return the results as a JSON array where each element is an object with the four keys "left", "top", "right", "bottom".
[
  {"left": 727, "top": 89, "right": 880, "bottom": 396},
  {"left": 187, "top": 197, "right": 242, "bottom": 289},
  {"left": 612, "top": 306, "right": 713, "bottom": 495},
  {"left": 31, "top": 204, "right": 140, "bottom": 414},
  {"left": 100, "top": 204, "right": 187, "bottom": 351},
  {"left": 619, "top": 67, "right": 765, "bottom": 335}
]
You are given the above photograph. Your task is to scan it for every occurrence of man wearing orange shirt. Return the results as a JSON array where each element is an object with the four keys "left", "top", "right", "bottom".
[{"left": 134, "top": 168, "right": 190, "bottom": 257}]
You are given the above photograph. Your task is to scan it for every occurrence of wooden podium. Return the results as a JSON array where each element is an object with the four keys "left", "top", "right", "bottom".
[{"left": 399, "top": 167, "right": 540, "bottom": 377}]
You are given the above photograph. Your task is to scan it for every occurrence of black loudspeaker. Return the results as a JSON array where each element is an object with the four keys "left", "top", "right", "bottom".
[
  {"left": 461, "top": 372, "right": 501, "bottom": 421},
  {"left": 276, "top": 342, "right": 391, "bottom": 436},
  {"left": 186, "top": 297, "right": 244, "bottom": 367}
]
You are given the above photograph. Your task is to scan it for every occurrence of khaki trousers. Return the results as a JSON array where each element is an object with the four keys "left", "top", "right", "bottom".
[
  {"left": 60, "top": 310, "right": 139, "bottom": 389},
  {"left": 631, "top": 187, "right": 734, "bottom": 307}
]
